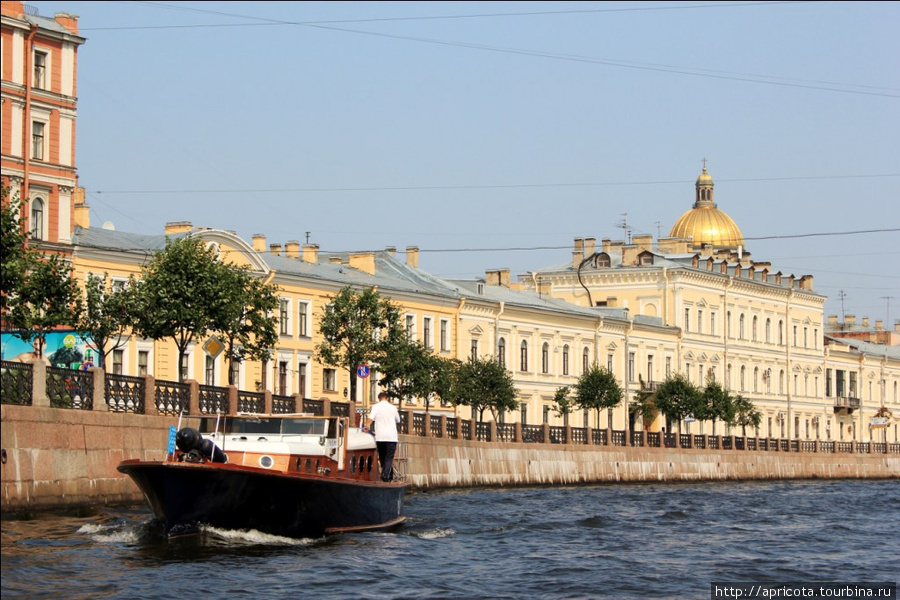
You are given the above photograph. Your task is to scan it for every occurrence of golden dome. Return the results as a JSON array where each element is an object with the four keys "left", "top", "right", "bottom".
[{"left": 669, "top": 165, "right": 744, "bottom": 249}]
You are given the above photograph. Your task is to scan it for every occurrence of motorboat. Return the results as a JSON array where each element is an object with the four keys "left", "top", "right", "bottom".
[{"left": 118, "top": 413, "right": 409, "bottom": 538}]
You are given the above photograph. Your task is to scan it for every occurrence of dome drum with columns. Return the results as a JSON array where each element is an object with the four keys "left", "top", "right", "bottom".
[{"left": 669, "top": 163, "right": 745, "bottom": 251}]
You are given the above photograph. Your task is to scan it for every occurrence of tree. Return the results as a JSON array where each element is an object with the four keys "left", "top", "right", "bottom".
[
  {"left": 6, "top": 252, "right": 82, "bottom": 359},
  {"left": 76, "top": 273, "right": 139, "bottom": 369},
  {"left": 315, "top": 286, "right": 404, "bottom": 402},
  {"left": 703, "top": 379, "right": 737, "bottom": 435},
  {"left": 378, "top": 337, "right": 435, "bottom": 404},
  {"left": 731, "top": 394, "right": 762, "bottom": 437},
  {"left": 131, "top": 236, "right": 230, "bottom": 382},
  {"left": 213, "top": 265, "right": 280, "bottom": 384},
  {"left": 552, "top": 385, "right": 577, "bottom": 425},
  {"left": 1, "top": 188, "right": 29, "bottom": 315},
  {"left": 654, "top": 374, "right": 704, "bottom": 433},
  {"left": 574, "top": 364, "right": 623, "bottom": 428},
  {"left": 452, "top": 355, "right": 518, "bottom": 422}
]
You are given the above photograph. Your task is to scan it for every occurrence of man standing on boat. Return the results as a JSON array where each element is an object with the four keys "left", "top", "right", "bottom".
[{"left": 368, "top": 392, "right": 401, "bottom": 482}]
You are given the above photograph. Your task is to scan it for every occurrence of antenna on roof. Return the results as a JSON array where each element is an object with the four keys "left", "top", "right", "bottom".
[
  {"left": 838, "top": 290, "right": 847, "bottom": 322},
  {"left": 616, "top": 213, "right": 631, "bottom": 244}
]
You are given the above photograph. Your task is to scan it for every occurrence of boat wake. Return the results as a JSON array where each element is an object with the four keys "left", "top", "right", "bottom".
[
  {"left": 78, "top": 518, "right": 161, "bottom": 543},
  {"left": 201, "top": 525, "right": 318, "bottom": 546},
  {"left": 410, "top": 527, "right": 455, "bottom": 540}
]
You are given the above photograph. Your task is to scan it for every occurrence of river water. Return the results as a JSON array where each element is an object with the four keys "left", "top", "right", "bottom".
[{"left": 2, "top": 479, "right": 897, "bottom": 599}]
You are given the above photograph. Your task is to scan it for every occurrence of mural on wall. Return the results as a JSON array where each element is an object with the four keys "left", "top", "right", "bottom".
[{"left": 1, "top": 331, "right": 97, "bottom": 369}]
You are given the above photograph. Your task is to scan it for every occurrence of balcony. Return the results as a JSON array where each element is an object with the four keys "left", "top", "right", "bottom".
[{"left": 833, "top": 396, "right": 860, "bottom": 414}]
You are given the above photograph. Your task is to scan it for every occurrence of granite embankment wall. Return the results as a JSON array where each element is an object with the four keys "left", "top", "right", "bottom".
[{"left": 2, "top": 406, "right": 898, "bottom": 513}]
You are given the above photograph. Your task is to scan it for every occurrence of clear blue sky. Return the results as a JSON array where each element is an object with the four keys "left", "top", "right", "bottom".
[{"left": 31, "top": 1, "right": 900, "bottom": 324}]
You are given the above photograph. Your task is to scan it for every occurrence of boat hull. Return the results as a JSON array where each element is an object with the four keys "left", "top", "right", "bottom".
[{"left": 118, "top": 460, "right": 409, "bottom": 539}]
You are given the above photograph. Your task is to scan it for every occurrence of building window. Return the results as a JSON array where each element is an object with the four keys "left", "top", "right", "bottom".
[
  {"left": 562, "top": 345, "right": 570, "bottom": 376},
  {"left": 423, "top": 317, "right": 432, "bottom": 350},
  {"left": 405, "top": 314, "right": 415, "bottom": 339},
  {"left": 793, "top": 325, "right": 798, "bottom": 347},
  {"left": 440, "top": 319, "right": 448, "bottom": 352},
  {"left": 112, "top": 350, "right": 124, "bottom": 375},
  {"left": 765, "top": 318, "right": 772, "bottom": 344},
  {"left": 30, "top": 198, "right": 44, "bottom": 240},
  {"left": 684, "top": 308, "right": 690, "bottom": 332},
  {"left": 32, "top": 121, "right": 45, "bottom": 160},
  {"left": 647, "top": 355, "right": 654, "bottom": 383},
  {"left": 607, "top": 353, "right": 614, "bottom": 374},
  {"left": 541, "top": 343, "right": 550, "bottom": 374},
  {"left": 740, "top": 366, "right": 746, "bottom": 391},
  {"left": 298, "top": 302, "right": 308, "bottom": 337},
  {"left": 666, "top": 356, "right": 672, "bottom": 378},
  {"left": 752, "top": 316, "right": 758, "bottom": 341},
  {"left": 34, "top": 50, "right": 48, "bottom": 89},
  {"left": 279, "top": 299, "right": 289, "bottom": 335},
  {"left": 753, "top": 367, "right": 759, "bottom": 393},
  {"left": 778, "top": 320, "right": 784, "bottom": 345},
  {"left": 726, "top": 311, "right": 732, "bottom": 338},
  {"left": 710, "top": 311, "right": 716, "bottom": 336},
  {"left": 628, "top": 352, "right": 635, "bottom": 382},
  {"left": 229, "top": 358, "right": 240, "bottom": 387},
  {"left": 297, "top": 363, "right": 307, "bottom": 396},
  {"left": 697, "top": 310, "right": 704, "bottom": 334},
  {"left": 278, "top": 361, "right": 288, "bottom": 396},
  {"left": 180, "top": 353, "right": 190, "bottom": 382},
  {"left": 470, "top": 339, "right": 478, "bottom": 361},
  {"left": 583, "top": 348, "right": 590, "bottom": 373},
  {"left": 498, "top": 338, "right": 506, "bottom": 368},
  {"left": 323, "top": 368, "right": 336, "bottom": 392},
  {"left": 803, "top": 327, "right": 808, "bottom": 348},
  {"left": 138, "top": 351, "right": 149, "bottom": 376},
  {"left": 739, "top": 314, "right": 745, "bottom": 340},
  {"left": 205, "top": 355, "right": 215, "bottom": 385},
  {"left": 520, "top": 341, "right": 528, "bottom": 372}
]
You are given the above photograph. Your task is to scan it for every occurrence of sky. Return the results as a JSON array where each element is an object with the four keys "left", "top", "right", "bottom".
[{"left": 28, "top": 0, "right": 900, "bottom": 324}]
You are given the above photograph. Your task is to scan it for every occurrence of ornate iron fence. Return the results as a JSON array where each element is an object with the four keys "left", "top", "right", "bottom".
[
  {"left": 429, "top": 414, "right": 443, "bottom": 438},
  {"left": 330, "top": 401, "right": 350, "bottom": 418},
  {"left": 198, "top": 384, "right": 228, "bottom": 414},
  {"left": 412, "top": 413, "right": 426, "bottom": 436},
  {"left": 611, "top": 430, "right": 626, "bottom": 446},
  {"left": 106, "top": 373, "right": 145, "bottom": 413},
  {"left": 680, "top": 434, "right": 692, "bottom": 449},
  {"left": 475, "top": 422, "right": 492, "bottom": 442},
  {"left": 522, "top": 424, "right": 544, "bottom": 443},
  {"left": 298, "top": 397, "right": 320, "bottom": 415},
  {"left": 571, "top": 427, "right": 587, "bottom": 445},
  {"left": 630, "top": 431, "right": 644, "bottom": 447},
  {"left": 446, "top": 417, "right": 459, "bottom": 439},
  {"left": 800, "top": 441, "right": 816, "bottom": 453},
  {"left": 1, "top": 360, "right": 33, "bottom": 405},
  {"left": 694, "top": 434, "right": 706, "bottom": 449},
  {"left": 647, "top": 431, "right": 660, "bottom": 448},
  {"left": 237, "top": 390, "right": 265, "bottom": 413},
  {"left": 460, "top": 419, "right": 471, "bottom": 440},
  {"left": 496, "top": 422, "right": 516, "bottom": 442},
  {"left": 47, "top": 366, "right": 92, "bottom": 410},
  {"left": 155, "top": 379, "right": 189, "bottom": 415},
  {"left": 548, "top": 426, "right": 567, "bottom": 444}
]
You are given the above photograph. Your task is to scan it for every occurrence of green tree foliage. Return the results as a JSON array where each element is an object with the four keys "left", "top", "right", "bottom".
[
  {"left": 732, "top": 394, "right": 762, "bottom": 437},
  {"left": 132, "top": 236, "right": 233, "bottom": 381},
  {"left": 654, "top": 374, "right": 704, "bottom": 432},
  {"left": 1, "top": 188, "right": 29, "bottom": 314},
  {"left": 214, "top": 265, "right": 280, "bottom": 383},
  {"left": 315, "top": 286, "right": 404, "bottom": 401},
  {"left": 452, "top": 355, "right": 518, "bottom": 422},
  {"left": 574, "top": 364, "right": 623, "bottom": 427},
  {"left": 6, "top": 252, "right": 82, "bottom": 357},
  {"left": 552, "top": 385, "right": 577, "bottom": 424},
  {"left": 378, "top": 337, "right": 459, "bottom": 410},
  {"left": 76, "top": 273, "right": 139, "bottom": 369},
  {"left": 703, "top": 379, "right": 737, "bottom": 434}
]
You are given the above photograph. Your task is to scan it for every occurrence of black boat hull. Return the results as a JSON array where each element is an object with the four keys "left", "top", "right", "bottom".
[{"left": 118, "top": 460, "right": 409, "bottom": 538}]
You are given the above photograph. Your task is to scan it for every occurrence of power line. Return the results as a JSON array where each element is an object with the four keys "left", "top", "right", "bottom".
[{"left": 91, "top": 173, "right": 900, "bottom": 195}]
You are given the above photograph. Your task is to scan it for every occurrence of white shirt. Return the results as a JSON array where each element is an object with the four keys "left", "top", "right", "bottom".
[{"left": 368, "top": 399, "right": 400, "bottom": 443}]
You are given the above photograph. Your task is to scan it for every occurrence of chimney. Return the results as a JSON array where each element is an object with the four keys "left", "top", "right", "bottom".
[
  {"left": 1, "top": 2, "right": 26, "bottom": 18},
  {"left": 584, "top": 237, "right": 596, "bottom": 256},
  {"left": 632, "top": 234, "right": 652, "bottom": 250},
  {"left": 827, "top": 315, "right": 838, "bottom": 325},
  {"left": 385, "top": 246, "right": 396, "bottom": 258},
  {"left": 349, "top": 252, "right": 376, "bottom": 275},
  {"left": 799, "top": 275, "right": 814, "bottom": 291},
  {"left": 862, "top": 317, "right": 870, "bottom": 328},
  {"left": 846, "top": 315, "right": 856, "bottom": 325},
  {"left": 406, "top": 246, "right": 419, "bottom": 268},
  {"left": 302, "top": 243, "right": 319, "bottom": 264},
  {"left": 574, "top": 238, "right": 584, "bottom": 256},
  {"left": 73, "top": 187, "right": 89, "bottom": 229},
  {"left": 875, "top": 320, "right": 884, "bottom": 331},
  {"left": 329, "top": 256, "right": 342, "bottom": 265},
  {"left": 485, "top": 269, "right": 511, "bottom": 287},
  {"left": 54, "top": 12, "right": 80, "bottom": 34},
  {"left": 285, "top": 240, "right": 300, "bottom": 259},
  {"left": 269, "top": 243, "right": 282, "bottom": 257},
  {"left": 572, "top": 251, "right": 583, "bottom": 268},
  {"left": 538, "top": 280, "right": 552, "bottom": 296},
  {"left": 252, "top": 234, "right": 266, "bottom": 253},
  {"left": 165, "top": 221, "right": 193, "bottom": 235}
]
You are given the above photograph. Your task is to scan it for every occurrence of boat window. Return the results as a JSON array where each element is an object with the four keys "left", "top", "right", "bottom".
[
  {"left": 281, "top": 418, "right": 328, "bottom": 436},
  {"left": 228, "top": 418, "right": 282, "bottom": 435}
]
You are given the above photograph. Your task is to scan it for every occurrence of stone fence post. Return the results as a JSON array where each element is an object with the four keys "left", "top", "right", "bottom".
[
  {"left": 228, "top": 385, "right": 239, "bottom": 415},
  {"left": 91, "top": 367, "right": 106, "bottom": 412},
  {"left": 143, "top": 375, "right": 158, "bottom": 416},
  {"left": 188, "top": 380, "right": 200, "bottom": 414},
  {"left": 31, "top": 360, "right": 49, "bottom": 407}
]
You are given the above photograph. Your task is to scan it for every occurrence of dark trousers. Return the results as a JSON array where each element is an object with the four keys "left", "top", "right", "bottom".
[{"left": 376, "top": 441, "right": 397, "bottom": 482}]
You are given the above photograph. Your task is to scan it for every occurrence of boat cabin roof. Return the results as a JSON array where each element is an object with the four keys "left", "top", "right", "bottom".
[{"left": 191, "top": 414, "right": 335, "bottom": 437}]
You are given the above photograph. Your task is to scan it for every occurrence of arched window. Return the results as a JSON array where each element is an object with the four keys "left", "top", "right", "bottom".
[
  {"left": 726, "top": 364, "right": 732, "bottom": 390},
  {"left": 726, "top": 311, "right": 732, "bottom": 338},
  {"left": 779, "top": 370, "right": 785, "bottom": 394},
  {"left": 778, "top": 320, "right": 784, "bottom": 345},
  {"left": 739, "top": 314, "right": 746, "bottom": 340},
  {"left": 30, "top": 198, "right": 44, "bottom": 240},
  {"left": 740, "top": 366, "right": 746, "bottom": 391},
  {"left": 498, "top": 338, "right": 506, "bottom": 368},
  {"left": 520, "top": 341, "right": 528, "bottom": 372},
  {"left": 753, "top": 367, "right": 759, "bottom": 392},
  {"left": 541, "top": 343, "right": 550, "bottom": 374},
  {"left": 765, "top": 318, "right": 772, "bottom": 344},
  {"left": 562, "top": 345, "right": 570, "bottom": 376},
  {"left": 752, "top": 316, "right": 758, "bottom": 341}
]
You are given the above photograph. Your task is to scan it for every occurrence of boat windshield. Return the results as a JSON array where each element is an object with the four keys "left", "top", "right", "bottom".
[{"left": 220, "top": 417, "right": 329, "bottom": 436}]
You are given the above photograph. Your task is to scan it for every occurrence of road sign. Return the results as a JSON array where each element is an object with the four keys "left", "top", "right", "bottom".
[{"left": 357, "top": 364, "right": 370, "bottom": 378}]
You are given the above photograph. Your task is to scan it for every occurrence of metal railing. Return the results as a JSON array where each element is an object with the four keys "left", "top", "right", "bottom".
[
  {"left": 106, "top": 373, "right": 145, "bottom": 413},
  {"left": 1, "top": 361, "right": 33, "bottom": 406}
]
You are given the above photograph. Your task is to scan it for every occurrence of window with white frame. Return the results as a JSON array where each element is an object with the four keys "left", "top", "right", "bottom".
[
  {"left": 423, "top": 317, "right": 432, "bottom": 350},
  {"left": 323, "top": 368, "right": 336, "bottom": 392},
  {"left": 520, "top": 341, "right": 528, "bottom": 372},
  {"left": 470, "top": 338, "right": 478, "bottom": 361},
  {"left": 498, "top": 338, "right": 506, "bottom": 368},
  {"left": 279, "top": 298, "right": 290, "bottom": 335},
  {"left": 562, "top": 345, "right": 569, "bottom": 376},
  {"left": 138, "top": 351, "right": 149, "bottom": 376},
  {"left": 32, "top": 121, "right": 45, "bottom": 160},
  {"left": 582, "top": 348, "right": 589, "bottom": 373},
  {"left": 541, "top": 343, "right": 550, "bottom": 374},
  {"left": 112, "top": 349, "right": 124, "bottom": 375},
  {"left": 205, "top": 355, "right": 215, "bottom": 385},
  {"left": 298, "top": 301, "right": 309, "bottom": 337},
  {"left": 440, "top": 319, "right": 448, "bottom": 352},
  {"left": 405, "top": 314, "right": 415, "bottom": 340},
  {"left": 34, "top": 49, "right": 48, "bottom": 89},
  {"left": 30, "top": 198, "right": 44, "bottom": 240}
]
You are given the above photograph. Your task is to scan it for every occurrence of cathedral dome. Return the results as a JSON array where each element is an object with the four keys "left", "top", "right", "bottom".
[{"left": 669, "top": 164, "right": 744, "bottom": 250}]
